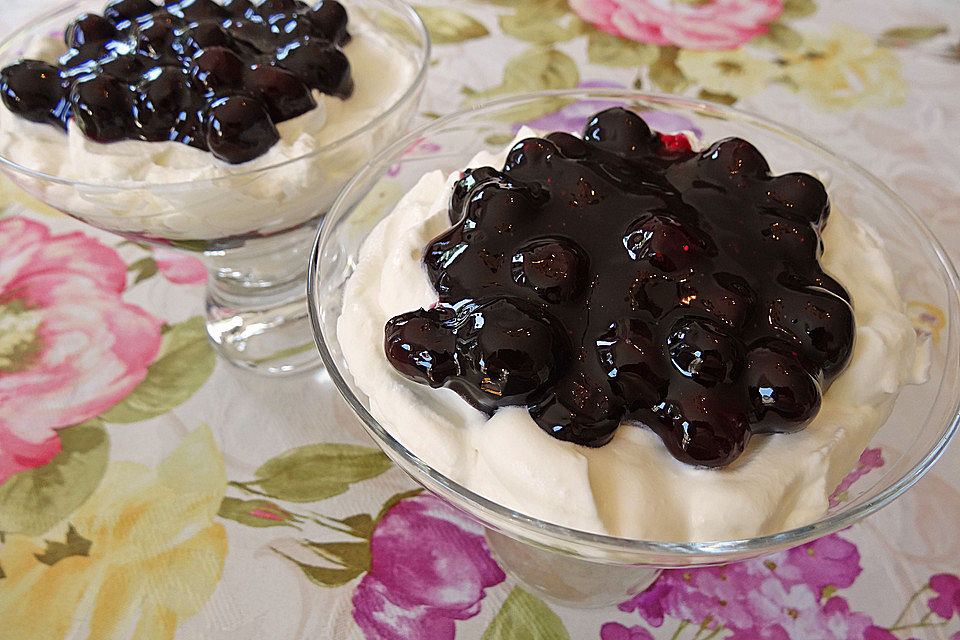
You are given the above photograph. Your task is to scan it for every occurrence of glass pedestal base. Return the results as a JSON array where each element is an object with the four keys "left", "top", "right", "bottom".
[
  {"left": 203, "top": 228, "right": 321, "bottom": 376},
  {"left": 206, "top": 286, "right": 320, "bottom": 376},
  {"left": 484, "top": 529, "right": 662, "bottom": 608}
]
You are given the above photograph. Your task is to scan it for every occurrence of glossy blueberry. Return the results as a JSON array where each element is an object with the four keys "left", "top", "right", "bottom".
[
  {"left": 530, "top": 368, "right": 623, "bottom": 447},
  {"left": 582, "top": 106, "right": 656, "bottom": 154},
  {"left": 384, "top": 307, "right": 458, "bottom": 387},
  {"left": 245, "top": 64, "right": 316, "bottom": 122},
  {"left": 135, "top": 65, "right": 196, "bottom": 140},
  {"left": 205, "top": 94, "right": 279, "bottom": 163},
  {"left": 623, "top": 214, "right": 714, "bottom": 272},
  {"left": 309, "top": 0, "right": 350, "bottom": 45},
  {"left": 275, "top": 36, "right": 352, "bottom": 98},
  {"left": 65, "top": 13, "right": 120, "bottom": 50},
  {"left": 650, "top": 390, "right": 752, "bottom": 467},
  {"left": 667, "top": 317, "right": 742, "bottom": 386},
  {"left": 596, "top": 317, "right": 670, "bottom": 410},
  {"left": 384, "top": 108, "right": 852, "bottom": 468},
  {"left": 511, "top": 237, "right": 588, "bottom": 303},
  {"left": 744, "top": 342, "right": 822, "bottom": 433},
  {"left": 104, "top": 0, "right": 159, "bottom": 27},
  {"left": 165, "top": 0, "right": 228, "bottom": 23},
  {"left": 69, "top": 74, "right": 135, "bottom": 142},
  {"left": 699, "top": 137, "right": 770, "bottom": 183},
  {"left": 191, "top": 46, "right": 246, "bottom": 93},
  {"left": 0, "top": 60, "right": 69, "bottom": 127}
]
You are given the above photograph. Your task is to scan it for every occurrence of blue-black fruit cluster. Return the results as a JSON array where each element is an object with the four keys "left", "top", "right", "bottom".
[
  {"left": 0, "top": 0, "right": 351, "bottom": 163},
  {"left": 385, "top": 107, "right": 855, "bottom": 468}
]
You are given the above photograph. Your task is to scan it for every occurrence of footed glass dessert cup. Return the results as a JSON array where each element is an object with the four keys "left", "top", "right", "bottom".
[
  {"left": 308, "top": 90, "right": 960, "bottom": 606},
  {"left": 0, "top": 0, "right": 429, "bottom": 375}
]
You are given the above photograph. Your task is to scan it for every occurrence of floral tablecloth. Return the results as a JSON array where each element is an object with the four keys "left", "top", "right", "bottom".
[{"left": 1, "top": 0, "right": 959, "bottom": 638}]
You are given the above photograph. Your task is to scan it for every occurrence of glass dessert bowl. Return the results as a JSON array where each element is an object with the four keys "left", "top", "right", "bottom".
[
  {"left": 308, "top": 90, "right": 960, "bottom": 606},
  {"left": 0, "top": 0, "right": 429, "bottom": 375}
]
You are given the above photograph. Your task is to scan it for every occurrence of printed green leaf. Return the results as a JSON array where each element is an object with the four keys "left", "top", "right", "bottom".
[
  {"left": 752, "top": 22, "right": 803, "bottom": 51},
  {"left": 34, "top": 524, "right": 92, "bottom": 566},
  {"left": 464, "top": 46, "right": 579, "bottom": 97},
  {"left": 375, "top": 488, "right": 424, "bottom": 523},
  {"left": 485, "top": 133, "right": 517, "bottom": 146},
  {"left": 415, "top": 6, "right": 488, "bottom": 44},
  {"left": 499, "top": 2, "right": 587, "bottom": 46},
  {"left": 463, "top": 47, "right": 579, "bottom": 122},
  {"left": 350, "top": 178, "right": 404, "bottom": 229},
  {"left": 338, "top": 513, "right": 376, "bottom": 539},
  {"left": 481, "top": 587, "right": 571, "bottom": 640},
  {"left": 698, "top": 89, "right": 738, "bottom": 105},
  {"left": 303, "top": 540, "right": 372, "bottom": 572},
  {"left": 0, "top": 421, "right": 108, "bottom": 536},
  {"left": 648, "top": 46, "right": 689, "bottom": 94},
  {"left": 879, "top": 25, "right": 949, "bottom": 47},
  {"left": 127, "top": 256, "right": 158, "bottom": 285},
  {"left": 372, "top": 8, "right": 420, "bottom": 45},
  {"left": 100, "top": 316, "right": 215, "bottom": 423},
  {"left": 248, "top": 443, "right": 392, "bottom": 503},
  {"left": 217, "top": 497, "right": 299, "bottom": 528},
  {"left": 274, "top": 550, "right": 363, "bottom": 588},
  {"left": 166, "top": 239, "right": 209, "bottom": 253},
  {"left": 587, "top": 29, "right": 658, "bottom": 66},
  {"left": 781, "top": 0, "right": 816, "bottom": 19}
]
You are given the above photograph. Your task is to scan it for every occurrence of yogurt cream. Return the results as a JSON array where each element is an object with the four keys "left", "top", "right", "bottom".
[
  {"left": 337, "top": 130, "right": 928, "bottom": 542},
  {"left": 0, "top": 13, "right": 419, "bottom": 240}
]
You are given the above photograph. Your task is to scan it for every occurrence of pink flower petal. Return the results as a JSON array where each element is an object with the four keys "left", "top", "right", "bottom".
[
  {"left": 568, "top": 0, "right": 783, "bottom": 51},
  {"left": 154, "top": 248, "right": 207, "bottom": 285},
  {"left": 0, "top": 217, "right": 163, "bottom": 483}
]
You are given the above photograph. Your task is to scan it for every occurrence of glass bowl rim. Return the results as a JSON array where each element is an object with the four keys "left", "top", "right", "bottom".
[
  {"left": 0, "top": 0, "right": 431, "bottom": 190},
  {"left": 308, "top": 88, "right": 960, "bottom": 556}
]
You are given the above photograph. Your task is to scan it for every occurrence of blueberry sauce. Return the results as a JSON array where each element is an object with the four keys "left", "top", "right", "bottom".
[
  {"left": 0, "top": 0, "right": 352, "bottom": 163},
  {"left": 384, "top": 108, "right": 856, "bottom": 468}
]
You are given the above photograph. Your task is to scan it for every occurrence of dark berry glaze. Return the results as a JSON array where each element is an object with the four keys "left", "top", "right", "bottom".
[
  {"left": 0, "top": 0, "right": 353, "bottom": 164},
  {"left": 384, "top": 108, "right": 856, "bottom": 468}
]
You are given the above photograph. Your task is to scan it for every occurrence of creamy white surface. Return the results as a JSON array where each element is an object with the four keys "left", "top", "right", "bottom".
[
  {"left": 338, "top": 131, "right": 928, "bottom": 542},
  {"left": 0, "top": 17, "right": 418, "bottom": 239}
]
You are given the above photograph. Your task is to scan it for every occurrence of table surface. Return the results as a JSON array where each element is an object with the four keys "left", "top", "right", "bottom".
[{"left": 1, "top": 0, "right": 959, "bottom": 638}]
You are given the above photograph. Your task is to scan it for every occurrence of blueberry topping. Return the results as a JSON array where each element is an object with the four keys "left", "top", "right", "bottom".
[
  {"left": 275, "top": 36, "right": 352, "bottom": 98},
  {"left": 309, "top": 0, "right": 350, "bottom": 45},
  {"left": 166, "top": 0, "right": 229, "bottom": 24},
  {"left": 0, "top": 0, "right": 354, "bottom": 162},
  {"left": 744, "top": 342, "right": 821, "bottom": 434},
  {"left": 205, "top": 94, "right": 278, "bottom": 163},
  {"left": 70, "top": 74, "right": 135, "bottom": 142},
  {"left": 134, "top": 65, "right": 196, "bottom": 140},
  {"left": 65, "top": 13, "right": 121, "bottom": 50},
  {"left": 104, "top": 0, "right": 160, "bottom": 27},
  {"left": 0, "top": 60, "right": 70, "bottom": 127},
  {"left": 191, "top": 46, "right": 244, "bottom": 93},
  {"left": 245, "top": 64, "right": 316, "bottom": 122},
  {"left": 384, "top": 107, "right": 855, "bottom": 468}
]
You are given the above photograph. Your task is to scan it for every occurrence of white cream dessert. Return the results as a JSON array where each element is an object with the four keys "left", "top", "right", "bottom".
[
  {"left": 0, "top": 1, "right": 420, "bottom": 240},
  {"left": 337, "top": 117, "right": 927, "bottom": 542}
]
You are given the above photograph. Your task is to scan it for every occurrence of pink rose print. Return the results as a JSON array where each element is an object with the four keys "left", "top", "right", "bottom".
[
  {"left": 928, "top": 574, "right": 960, "bottom": 620},
  {"left": 154, "top": 248, "right": 207, "bottom": 285},
  {"left": 0, "top": 217, "right": 162, "bottom": 483},
  {"left": 600, "top": 622, "right": 655, "bottom": 640},
  {"left": 619, "top": 533, "right": 865, "bottom": 635},
  {"left": 568, "top": 0, "right": 783, "bottom": 51},
  {"left": 352, "top": 493, "right": 506, "bottom": 640}
]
